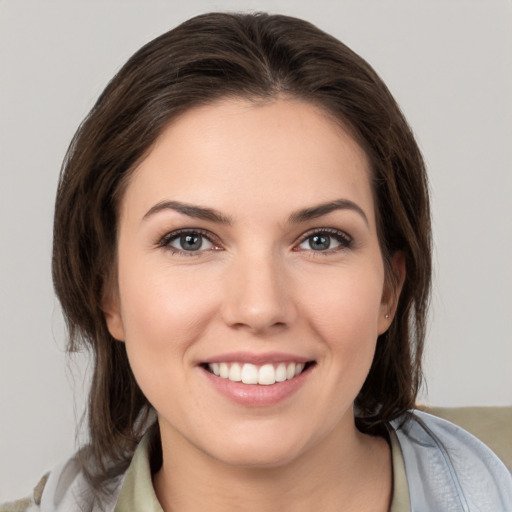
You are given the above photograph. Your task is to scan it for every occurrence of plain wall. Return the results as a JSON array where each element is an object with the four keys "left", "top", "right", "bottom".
[{"left": 1, "top": 0, "right": 511, "bottom": 501}]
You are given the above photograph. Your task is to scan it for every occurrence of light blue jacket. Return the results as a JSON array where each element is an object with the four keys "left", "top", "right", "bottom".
[{"left": 390, "top": 410, "right": 512, "bottom": 511}]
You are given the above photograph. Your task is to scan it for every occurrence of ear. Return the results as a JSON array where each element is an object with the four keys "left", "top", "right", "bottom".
[
  {"left": 378, "top": 251, "right": 406, "bottom": 334},
  {"left": 102, "top": 288, "right": 126, "bottom": 342}
]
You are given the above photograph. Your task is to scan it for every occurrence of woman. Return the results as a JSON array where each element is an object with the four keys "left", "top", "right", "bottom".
[{"left": 5, "top": 11, "right": 511, "bottom": 512}]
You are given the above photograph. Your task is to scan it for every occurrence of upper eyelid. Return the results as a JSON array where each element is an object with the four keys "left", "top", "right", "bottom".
[
  {"left": 293, "top": 228, "right": 353, "bottom": 254},
  {"left": 295, "top": 227, "right": 352, "bottom": 243},
  {"left": 158, "top": 228, "right": 221, "bottom": 248}
]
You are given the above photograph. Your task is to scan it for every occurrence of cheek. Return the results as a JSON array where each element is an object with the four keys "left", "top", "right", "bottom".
[
  {"left": 120, "top": 251, "right": 218, "bottom": 330},
  {"left": 116, "top": 257, "right": 220, "bottom": 387},
  {"left": 298, "top": 263, "right": 384, "bottom": 371},
  {"left": 302, "top": 264, "right": 384, "bottom": 332}
]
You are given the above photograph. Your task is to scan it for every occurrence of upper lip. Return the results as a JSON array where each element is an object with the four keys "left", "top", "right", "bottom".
[{"left": 201, "top": 351, "right": 313, "bottom": 365}]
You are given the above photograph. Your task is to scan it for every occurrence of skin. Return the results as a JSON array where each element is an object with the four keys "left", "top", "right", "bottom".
[{"left": 104, "top": 97, "right": 404, "bottom": 511}]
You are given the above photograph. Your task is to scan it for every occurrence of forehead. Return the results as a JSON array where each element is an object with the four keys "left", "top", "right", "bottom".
[{"left": 122, "top": 97, "right": 375, "bottom": 224}]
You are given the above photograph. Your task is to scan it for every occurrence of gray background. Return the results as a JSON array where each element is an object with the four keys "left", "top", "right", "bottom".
[{"left": 1, "top": 0, "right": 511, "bottom": 501}]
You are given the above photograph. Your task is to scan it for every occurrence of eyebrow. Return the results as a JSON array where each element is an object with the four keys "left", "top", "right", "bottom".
[
  {"left": 142, "top": 198, "right": 368, "bottom": 227},
  {"left": 287, "top": 199, "right": 369, "bottom": 226},
  {"left": 142, "top": 200, "right": 232, "bottom": 224}
]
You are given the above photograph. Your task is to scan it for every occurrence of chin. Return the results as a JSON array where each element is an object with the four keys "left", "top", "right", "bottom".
[
  {"left": 205, "top": 428, "right": 313, "bottom": 470},
  {"left": 215, "top": 446, "right": 303, "bottom": 470}
]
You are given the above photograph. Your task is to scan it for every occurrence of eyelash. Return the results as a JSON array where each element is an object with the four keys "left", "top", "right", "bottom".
[
  {"left": 157, "top": 228, "right": 221, "bottom": 256},
  {"left": 157, "top": 227, "right": 353, "bottom": 256},
  {"left": 295, "top": 228, "right": 353, "bottom": 254}
]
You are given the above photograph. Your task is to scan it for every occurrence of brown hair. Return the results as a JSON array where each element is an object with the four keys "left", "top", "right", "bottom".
[{"left": 52, "top": 11, "right": 431, "bottom": 492}]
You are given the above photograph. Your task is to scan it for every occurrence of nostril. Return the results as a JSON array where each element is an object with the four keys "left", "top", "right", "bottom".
[{"left": 228, "top": 319, "right": 289, "bottom": 334}]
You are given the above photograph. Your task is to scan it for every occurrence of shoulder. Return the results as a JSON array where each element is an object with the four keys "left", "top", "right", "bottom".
[
  {"left": 1, "top": 456, "right": 124, "bottom": 512},
  {"left": 391, "top": 409, "right": 512, "bottom": 511}
]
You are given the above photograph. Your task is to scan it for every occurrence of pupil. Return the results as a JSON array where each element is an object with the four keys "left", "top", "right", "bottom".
[
  {"left": 310, "top": 234, "right": 330, "bottom": 250},
  {"left": 182, "top": 234, "right": 201, "bottom": 250}
]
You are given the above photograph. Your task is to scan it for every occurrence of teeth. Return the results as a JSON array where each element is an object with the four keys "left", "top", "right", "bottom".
[
  {"left": 275, "top": 363, "right": 287, "bottom": 382},
  {"left": 241, "top": 363, "right": 258, "bottom": 384},
  {"left": 228, "top": 362, "right": 242, "bottom": 382},
  {"left": 258, "top": 364, "right": 275, "bottom": 386},
  {"left": 219, "top": 363, "right": 229, "bottom": 379},
  {"left": 207, "top": 361, "right": 308, "bottom": 385}
]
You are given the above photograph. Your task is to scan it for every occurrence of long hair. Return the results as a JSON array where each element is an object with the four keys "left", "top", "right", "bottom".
[{"left": 52, "top": 11, "right": 431, "bottom": 493}]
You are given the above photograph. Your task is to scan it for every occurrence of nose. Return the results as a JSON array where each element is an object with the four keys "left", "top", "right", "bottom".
[{"left": 221, "top": 251, "right": 297, "bottom": 335}]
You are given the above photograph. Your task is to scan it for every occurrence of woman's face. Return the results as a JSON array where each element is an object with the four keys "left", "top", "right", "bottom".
[{"left": 105, "top": 97, "right": 401, "bottom": 468}]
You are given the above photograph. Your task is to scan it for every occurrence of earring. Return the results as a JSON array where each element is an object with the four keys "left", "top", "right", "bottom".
[{"left": 385, "top": 313, "right": 390, "bottom": 319}]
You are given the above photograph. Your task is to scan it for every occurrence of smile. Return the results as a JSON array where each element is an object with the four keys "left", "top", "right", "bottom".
[{"left": 206, "top": 362, "right": 311, "bottom": 385}]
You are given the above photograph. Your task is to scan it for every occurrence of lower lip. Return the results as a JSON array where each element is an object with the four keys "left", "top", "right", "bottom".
[{"left": 200, "top": 366, "right": 313, "bottom": 407}]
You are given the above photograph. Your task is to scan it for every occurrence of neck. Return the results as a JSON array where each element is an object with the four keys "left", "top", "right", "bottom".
[{"left": 153, "top": 418, "right": 392, "bottom": 512}]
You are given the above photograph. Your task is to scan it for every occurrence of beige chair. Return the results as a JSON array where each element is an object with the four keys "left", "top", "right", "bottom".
[{"left": 421, "top": 406, "right": 512, "bottom": 473}]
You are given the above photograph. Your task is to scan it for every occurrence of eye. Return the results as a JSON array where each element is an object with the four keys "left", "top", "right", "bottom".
[
  {"left": 159, "top": 229, "right": 218, "bottom": 254},
  {"left": 296, "top": 229, "right": 352, "bottom": 252}
]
